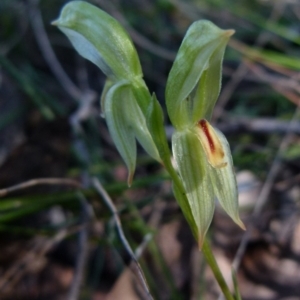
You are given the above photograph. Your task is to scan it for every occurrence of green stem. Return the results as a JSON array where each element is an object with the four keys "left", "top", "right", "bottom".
[
  {"left": 202, "top": 239, "right": 234, "bottom": 300},
  {"left": 146, "top": 94, "right": 234, "bottom": 299},
  {"left": 163, "top": 155, "right": 234, "bottom": 300}
]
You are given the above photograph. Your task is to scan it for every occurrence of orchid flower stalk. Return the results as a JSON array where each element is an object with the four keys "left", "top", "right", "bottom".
[{"left": 53, "top": 2, "right": 245, "bottom": 297}]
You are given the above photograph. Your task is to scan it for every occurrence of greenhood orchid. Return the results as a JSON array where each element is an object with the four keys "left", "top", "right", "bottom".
[
  {"left": 166, "top": 20, "right": 245, "bottom": 247},
  {"left": 52, "top": 1, "right": 160, "bottom": 185},
  {"left": 53, "top": 1, "right": 244, "bottom": 249}
]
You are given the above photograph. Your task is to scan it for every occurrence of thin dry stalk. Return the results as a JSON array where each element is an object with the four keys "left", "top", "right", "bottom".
[
  {"left": 92, "top": 177, "right": 153, "bottom": 300},
  {"left": 0, "top": 178, "right": 82, "bottom": 197}
]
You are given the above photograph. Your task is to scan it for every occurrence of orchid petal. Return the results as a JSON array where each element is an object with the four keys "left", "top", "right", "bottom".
[
  {"left": 172, "top": 130, "right": 215, "bottom": 248},
  {"left": 208, "top": 128, "right": 245, "bottom": 230},
  {"left": 126, "top": 91, "right": 160, "bottom": 162},
  {"left": 166, "top": 20, "right": 233, "bottom": 129},
  {"left": 104, "top": 81, "right": 136, "bottom": 186},
  {"left": 53, "top": 1, "right": 142, "bottom": 81}
]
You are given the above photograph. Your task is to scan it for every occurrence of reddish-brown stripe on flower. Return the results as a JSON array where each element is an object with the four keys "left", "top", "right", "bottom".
[
  {"left": 198, "top": 119, "right": 215, "bottom": 153},
  {"left": 196, "top": 119, "right": 226, "bottom": 168}
]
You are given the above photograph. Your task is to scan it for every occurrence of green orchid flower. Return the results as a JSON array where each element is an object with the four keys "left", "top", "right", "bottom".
[
  {"left": 166, "top": 20, "right": 245, "bottom": 248},
  {"left": 52, "top": 1, "right": 160, "bottom": 185}
]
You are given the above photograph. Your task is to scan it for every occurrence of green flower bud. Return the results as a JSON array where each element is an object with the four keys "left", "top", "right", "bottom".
[{"left": 53, "top": 2, "right": 161, "bottom": 184}]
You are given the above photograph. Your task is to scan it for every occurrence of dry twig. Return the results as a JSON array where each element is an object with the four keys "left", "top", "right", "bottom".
[
  {"left": 28, "top": 0, "right": 82, "bottom": 100},
  {"left": 0, "top": 178, "right": 81, "bottom": 198},
  {"left": 92, "top": 177, "right": 153, "bottom": 300},
  {"left": 165, "top": 117, "right": 300, "bottom": 139},
  {"left": 93, "top": 0, "right": 176, "bottom": 61},
  {"left": 0, "top": 229, "right": 69, "bottom": 292}
]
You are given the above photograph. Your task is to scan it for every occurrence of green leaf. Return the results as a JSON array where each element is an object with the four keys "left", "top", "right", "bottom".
[
  {"left": 208, "top": 129, "right": 245, "bottom": 230},
  {"left": 166, "top": 20, "right": 233, "bottom": 129},
  {"left": 172, "top": 129, "right": 215, "bottom": 248},
  {"left": 52, "top": 1, "right": 142, "bottom": 81},
  {"left": 104, "top": 81, "right": 137, "bottom": 186}
]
